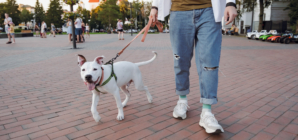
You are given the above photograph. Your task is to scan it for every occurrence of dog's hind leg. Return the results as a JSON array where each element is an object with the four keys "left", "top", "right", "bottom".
[
  {"left": 133, "top": 73, "right": 152, "bottom": 103},
  {"left": 112, "top": 88, "right": 125, "bottom": 121},
  {"left": 120, "top": 85, "right": 131, "bottom": 107},
  {"left": 91, "top": 91, "right": 101, "bottom": 122}
]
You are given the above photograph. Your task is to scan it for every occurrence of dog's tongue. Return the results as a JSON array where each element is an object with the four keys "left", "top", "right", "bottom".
[{"left": 86, "top": 82, "right": 95, "bottom": 91}]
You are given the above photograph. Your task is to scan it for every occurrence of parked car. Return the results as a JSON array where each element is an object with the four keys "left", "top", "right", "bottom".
[
  {"left": 246, "top": 30, "right": 258, "bottom": 39},
  {"left": 99, "top": 29, "right": 105, "bottom": 32},
  {"left": 258, "top": 30, "right": 278, "bottom": 41},
  {"left": 266, "top": 34, "right": 282, "bottom": 43},
  {"left": 55, "top": 28, "right": 63, "bottom": 34},
  {"left": 255, "top": 30, "right": 268, "bottom": 40},
  {"left": 0, "top": 27, "right": 3, "bottom": 32},
  {"left": 94, "top": 29, "right": 99, "bottom": 32},
  {"left": 148, "top": 29, "right": 155, "bottom": 33},
  {"left": 127, "top": 29, "right": 137, "bottom": 33},
  {"left": 163, "top": 29, "right": 169, "bottom": 33},
  {"left": 280, "top": 33, "right": 298, "bottom": 44},
  {"left": 258, "top": 30, "right": 277, "bottom": 41}
]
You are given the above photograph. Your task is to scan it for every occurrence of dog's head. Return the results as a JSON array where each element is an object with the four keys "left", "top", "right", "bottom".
[{"left": 78, "top": 54, "right": 104, "bottom": 91}]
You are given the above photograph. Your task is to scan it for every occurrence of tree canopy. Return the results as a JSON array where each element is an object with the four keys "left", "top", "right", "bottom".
[
  {"left": 46, "top": 0, "right": 63, "bottom": 27},
  {"left": 20, "top": 9, "right": 33, "bottom": 23},
  {"left": 98, "top": 0, "right": 120, "bottom": 29},
  {"left": 35, "top": 0, "right": 45, "bottom": 26},
  {"left": 284, "top": 0, "right": 298, "bottom": 33}
]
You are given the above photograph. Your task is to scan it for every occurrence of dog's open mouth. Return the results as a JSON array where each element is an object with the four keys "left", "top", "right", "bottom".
[{"left": 85, "top": 82, "right": 95, "bottom": 91}]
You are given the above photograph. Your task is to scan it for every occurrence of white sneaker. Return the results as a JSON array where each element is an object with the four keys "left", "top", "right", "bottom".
[
  {"left": 173, "top": 100, "right": 189, "bottom": 119},
  {"left": 199, "top": 111, "right": 224, "bottom": 133}
]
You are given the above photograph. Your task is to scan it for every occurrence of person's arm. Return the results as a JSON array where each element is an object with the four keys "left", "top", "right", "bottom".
[{"left": 224, "top": 0, "right": 237, "bottom": 25}]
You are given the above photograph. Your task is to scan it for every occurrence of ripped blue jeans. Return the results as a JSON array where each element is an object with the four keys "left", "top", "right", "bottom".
[{"left": 170, "top": 7, "right": 222, "bottom": 105}]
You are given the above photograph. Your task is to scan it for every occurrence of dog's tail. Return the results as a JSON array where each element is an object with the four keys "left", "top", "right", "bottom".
[{"left": 135, "top": 51, "right": 157, "bottom": 67}]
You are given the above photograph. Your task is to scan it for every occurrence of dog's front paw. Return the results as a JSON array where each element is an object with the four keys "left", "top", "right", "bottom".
[
  {"left": 117, "top": 113, "right": 124, "bottom": 121},
  {"left": 93, "top": 114, "right": 101, "bottom": 122}
]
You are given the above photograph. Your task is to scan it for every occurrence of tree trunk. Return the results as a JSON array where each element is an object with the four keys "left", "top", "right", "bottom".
[
  {"left": 296, "top": 20, "right": 298, "bottom": 34},
  {"left": 258, "top": 0, "right": 264, "bottom": 32}
]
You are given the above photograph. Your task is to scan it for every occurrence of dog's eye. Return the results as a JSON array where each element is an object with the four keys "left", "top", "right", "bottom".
[
  {"left": 82, "top": 69, "right": 85, "bottom": 71},
  {"left": 93, "top": 68, "right": 97, "bottom": 71}
]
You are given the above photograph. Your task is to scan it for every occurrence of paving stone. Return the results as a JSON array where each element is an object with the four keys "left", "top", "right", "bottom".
[{"left": 0, "top": 35, "right": 298, "bottom": 139}]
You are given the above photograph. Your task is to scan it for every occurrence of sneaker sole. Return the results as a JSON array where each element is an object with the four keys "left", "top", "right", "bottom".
[
  {"left": 173, "top": 111, "right": 187, "bottom": 120},
  {"left": 199, "top": 121, "right": 224, "bottom": 134}
]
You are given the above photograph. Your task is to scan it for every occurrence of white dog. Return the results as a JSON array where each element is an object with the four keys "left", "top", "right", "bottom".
[{"left": 78, "top": 52, "right": 157, "bottom": 122}]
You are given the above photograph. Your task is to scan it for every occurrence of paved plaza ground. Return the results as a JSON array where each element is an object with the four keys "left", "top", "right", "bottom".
[{"left": 0, "top": 34, "right": 298, "bottom": 140}]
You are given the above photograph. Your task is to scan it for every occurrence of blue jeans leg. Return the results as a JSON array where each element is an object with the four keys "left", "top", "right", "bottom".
[
  {"left": 194, "top": 7, "right": 222, "bottom": 105},
  {"left": 170, "top": 10, "right": 196, "bottom": 96},
  {"left": 170, "top": 7, "right": 222, "bottom": 105}
]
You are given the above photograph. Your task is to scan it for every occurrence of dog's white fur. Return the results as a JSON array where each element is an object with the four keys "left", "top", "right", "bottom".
[{"left": 78, "top": 52, "right": 157, "bottom": 122}]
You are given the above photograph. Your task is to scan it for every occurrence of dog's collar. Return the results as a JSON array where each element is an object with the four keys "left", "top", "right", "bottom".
[
  {"left": 97, "top": 67, "right": 104, "bottom": 86},
  {"left": 94, "top": 67, "right": 104, "bottom": 93},
  {"left": 94, "top": 63, "right": 118, "bottom": 93}
]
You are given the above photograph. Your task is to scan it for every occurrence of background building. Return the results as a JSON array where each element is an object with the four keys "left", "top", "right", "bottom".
[
  {"left": 18, "top": 4, "right": 35, "bottom": 13},
  {"left": 236, "top": 0, "right": 291, "bottom": 34}
]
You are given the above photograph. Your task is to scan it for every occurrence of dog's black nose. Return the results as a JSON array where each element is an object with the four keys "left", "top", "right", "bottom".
[{"left": 85, "top": 75, "right": 92, "bottom": 81}]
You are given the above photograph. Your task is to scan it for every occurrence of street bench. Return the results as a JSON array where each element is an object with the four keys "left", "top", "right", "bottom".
[{"left": 21, "top": 30, "right": 32, "bottom": 33}]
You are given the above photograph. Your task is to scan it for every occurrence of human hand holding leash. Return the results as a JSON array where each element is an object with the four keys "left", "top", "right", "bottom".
[
  {"left": 224, "top": 6, "right": 237, "bottom": 25},
  {"left": 150, "top": 8, "right": 158, "bottom": 22}
]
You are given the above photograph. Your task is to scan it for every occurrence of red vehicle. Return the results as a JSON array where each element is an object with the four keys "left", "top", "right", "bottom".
[{"left": 266, "top": 34, "right": 281, "bottom": 43}]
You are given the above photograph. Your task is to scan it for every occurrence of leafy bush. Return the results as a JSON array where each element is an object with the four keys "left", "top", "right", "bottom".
[{"left": 14, "top": 29, "right": 22, "bottom": 32}]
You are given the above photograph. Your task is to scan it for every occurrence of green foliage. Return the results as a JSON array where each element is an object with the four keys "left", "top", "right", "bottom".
[
  {"left": 14, "top": 28, "right": 21, "bottom": 32},
  {"left": 0, "top": 0, "right": 21, "bottom": 26},
  {"left": 63, "top": 0, "right": 79, "bottom": 5},
  {"left": 98, "top": 0, "right": 121, "bottom": 29},
  {"left": 46, "top": 0, "right": 64, "bottom": 27},
  {"left": 35, "top": 0, "right": 45, "bottom": 26},
  {"left": 20, "top": 9, "right": 33, "bottom": 23},
  {"left": 242, "top": 0, "right": 271, "bottom": 12},
  {"left": 81, "top": 8, "right": 91, "bottom": 23},
  {"left": 284, "top": 0, "right": 298, "bottom": 33}
]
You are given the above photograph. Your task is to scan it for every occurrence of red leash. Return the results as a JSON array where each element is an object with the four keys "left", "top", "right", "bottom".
[{"left": 117, "top": 16, "right": 163, "bottom": 56}]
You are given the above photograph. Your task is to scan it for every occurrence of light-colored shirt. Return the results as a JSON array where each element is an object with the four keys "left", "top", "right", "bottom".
[
  {"left": 117, "top": 22, "right": 123, "bottom": 29},
  {"left": 75, "top": 18, "right": 82, "bottom": 28},
  {"left": 86, "top": 26, "right": 89, "bottom": 30},
  {"left": 4, "top": 17, "right": 12, "bottom": 28}
]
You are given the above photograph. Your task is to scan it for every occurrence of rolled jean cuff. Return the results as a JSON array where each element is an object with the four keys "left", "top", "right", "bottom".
[
  {"left": 176, "top": 89, "right": 189, "bottom": 96},
  {"left": 200, "top": 98, "right": 218, "bottom": 105}
]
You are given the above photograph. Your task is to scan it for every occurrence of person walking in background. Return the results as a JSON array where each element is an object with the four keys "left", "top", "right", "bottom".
[
  {"left": 74, "top": 17, "right": 83, "bottom": 43},
  {"left": 35, "top": 24, "right": 40, "bottom": 37},
  {"left": 41, "top": 21, "right": 45, "bottom": 38},
  {"left": 150, "top": 0, "right": 237, "bottom": 134},
  {"left": 51, "top": 23, "right": 56, "bottom": 37},
  {"left": 9, "top": 22, "right": 15, "bottom": 43},
  {"left": 67, "top": 18, "right": 73, "bottom": 42},
  {"left": 227, "top": 24, "right": 236, "bottom": 35},
  {"left": 4, "top": 13, "right": 12, "bottom": 44},
  {"left": 85, "top": 23, "right": 90, "bottom": 38},
  {"left": 81, "top": 22, "right": 86, "bottom": 42},
  {"left": 117, "top": 19, "right": 124, "bottom": 40},
  {"left": 42, "top": 21, "right": 47, "bottom": 38}
]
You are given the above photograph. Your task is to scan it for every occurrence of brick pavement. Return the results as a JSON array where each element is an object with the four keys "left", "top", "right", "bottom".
[{"left": 0, "top": 34, "right": 298, "bottom": 140}]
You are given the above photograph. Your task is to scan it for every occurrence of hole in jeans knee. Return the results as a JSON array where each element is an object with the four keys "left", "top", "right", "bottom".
[
  {"left": 204, "top": 66, "right": 218, "bottom": 71},
  {"left": 174, "top": 54, "right": 180, "bottom": 60}
]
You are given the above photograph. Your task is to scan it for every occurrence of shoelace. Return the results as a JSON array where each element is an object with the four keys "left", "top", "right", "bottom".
[
  {"left": 176, "top": 101, "right": 190, "bottom": 111},
  {"left": 202, "top": 113, "right": 218, "bottom": 124}
]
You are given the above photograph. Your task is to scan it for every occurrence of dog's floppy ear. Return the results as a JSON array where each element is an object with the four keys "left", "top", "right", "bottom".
[
  {"left": 78, "top": 54, "right": 86, "bottom": 67},
  {"left": 94, "top": 56, "right": 104, "bottom": 65}
]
